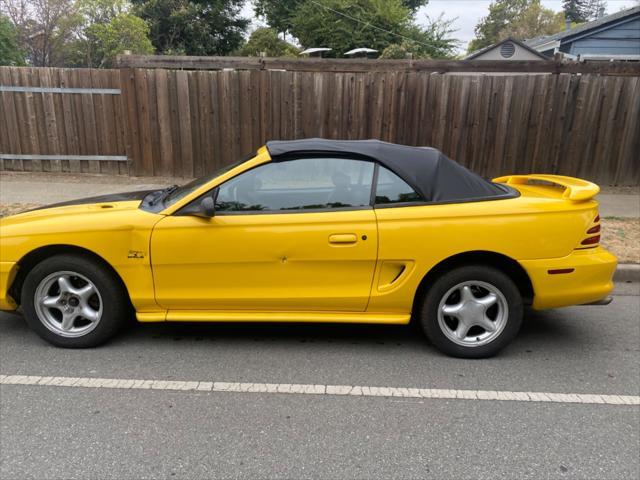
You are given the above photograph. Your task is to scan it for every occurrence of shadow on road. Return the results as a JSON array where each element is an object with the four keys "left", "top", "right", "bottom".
[{"left": 0, "top": 306, "right": 590, "bottom": 359}]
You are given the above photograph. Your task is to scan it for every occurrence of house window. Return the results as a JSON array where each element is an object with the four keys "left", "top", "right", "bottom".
[{"left": 500, "top": 42, "right": 516, "bottom": 58}]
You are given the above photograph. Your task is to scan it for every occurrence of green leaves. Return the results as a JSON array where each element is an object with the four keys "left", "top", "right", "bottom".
[
  {"left": 0, "top": 14, "right": 25, "bottom": 66},
  {"left": 239, "top": 27, "right": 299, "bottom": 57},
  {"left": 253, "top": 0, "right": 457, "bottom": 59},
  {"left": 563, "top": 0, "right": 606, "bottom": 24},
  {"left": 84, "top": 13, "right": 154, "bottom": 67},
  {"left": 132, "top": 0, "right": 249, "bottom": 56},
  {"left": 289, "top": 0, "right": 412, "bottom": 57}
]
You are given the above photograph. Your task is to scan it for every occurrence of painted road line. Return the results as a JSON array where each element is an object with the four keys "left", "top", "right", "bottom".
[{"left": 1, "top": 374, "right": 638, "bottom": 406}]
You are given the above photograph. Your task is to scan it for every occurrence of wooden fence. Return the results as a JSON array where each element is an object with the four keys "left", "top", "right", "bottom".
[
  {"left": 0, "top": 68, "right": 128, "bottom": 175},
  {"left": 1, "top": 60, "right": 639, "bottom": 184}
]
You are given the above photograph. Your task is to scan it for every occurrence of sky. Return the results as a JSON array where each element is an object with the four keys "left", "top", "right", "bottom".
[{"left": 241, "top": 0, "right": 640, "bottom": 54}]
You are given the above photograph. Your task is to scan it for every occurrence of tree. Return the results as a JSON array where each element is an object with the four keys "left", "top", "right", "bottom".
[
  {"left": 0, "top": 14, "right": 25, "bottom": 65},
  {"left": 402, "top": 0, "right": 428, "bottom": 12},
  {"left": 562, "top": 0, "right": 587, "bottom": 22},
  {"left": 81, "top": 13, "right": 153, "bottom": 67},
  {"left": 254, "top": 0, "right": 429, "bottom": 35},
  {"left": 239, "top": 27, "right": 299, "bottom": 56},
  {"left": 1, "top": 0, "right": 83, "bottom": 66},
  {"left": 381, "top": 15, "right": 458, "bottom": 59},
  {"left": 497, "top": 1, "right": 565, "bottom": 40},
  {"left": 253, "top": 0, "right": 303, "bottom": 36},
  {"left": 410, "top": 13, "right": 460, "bottom": 58},
  {"left": 562, "top": 0, "right": 606, "bottom": 23},
  {"left": 61, "top": 0, "right": 153, "bottom": 67},
  {"left": 380, "top": 42, "right": 416, "bottom": 59},
  {"left": 132, "top": 0, "right": 249, "bottom": 56},
  {"left": 76, "top": 0, "right": 128, "bottom": 24},
  {"left": 290, "top": 0, "right": 411, "bottom": 57},
  {"left": 467, "top": 0, "right": 530, "bottom": 53}
]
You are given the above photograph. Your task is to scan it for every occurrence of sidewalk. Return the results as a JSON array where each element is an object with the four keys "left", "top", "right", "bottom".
[
  {"left": 1, "top": 171, "right": 638, "bottom": 218},
  {"left": 597, "top": 194, "right": 640, "bottom": 218}
]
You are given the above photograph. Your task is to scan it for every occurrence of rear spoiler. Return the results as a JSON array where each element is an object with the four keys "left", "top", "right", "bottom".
[{"left": 492, "top": 174, "right": 600, "bottom": 201}]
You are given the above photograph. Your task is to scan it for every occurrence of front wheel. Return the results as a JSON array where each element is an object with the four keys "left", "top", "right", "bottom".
[
  {"left": 419, "top": 265, "right": 523, "bottom": 358},
  {"left": 21, "top": 254, "right": 130, "bottom": 348}
]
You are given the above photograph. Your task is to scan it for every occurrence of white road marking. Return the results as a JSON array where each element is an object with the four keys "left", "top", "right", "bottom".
[{"left": 1, "top": 374, "right": 638, "bottom": 406}]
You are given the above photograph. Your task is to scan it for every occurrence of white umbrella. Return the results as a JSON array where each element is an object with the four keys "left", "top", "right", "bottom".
[
  {"left": 299, "top": 48, "right": 333, "bottom": 55},
  {"left": 344, "top": 48, "right": 378, "bottom": 56}
]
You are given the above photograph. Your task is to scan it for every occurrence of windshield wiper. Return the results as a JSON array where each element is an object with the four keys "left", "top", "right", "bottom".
[{"left": 142, "top": 184, "right": 179, "bottom": 207}]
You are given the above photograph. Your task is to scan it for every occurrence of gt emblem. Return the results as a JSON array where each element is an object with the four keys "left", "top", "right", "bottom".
[{"left": 127, "top": 250, "right": 145, "bottom": 259}]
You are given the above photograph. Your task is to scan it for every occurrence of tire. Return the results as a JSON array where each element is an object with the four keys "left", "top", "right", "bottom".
[
  {"left": 21, "top": 254, "right": 130, "bottom": 348},
  {"left": 418, "top": 265, "right": 523, "bottom": 358}
]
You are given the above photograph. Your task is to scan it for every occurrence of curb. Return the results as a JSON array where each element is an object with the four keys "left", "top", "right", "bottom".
[{"left": 614, "top": 264, "right": 640, "bottom": 283}]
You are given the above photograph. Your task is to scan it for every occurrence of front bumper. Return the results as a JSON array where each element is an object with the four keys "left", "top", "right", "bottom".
[
  {"left": 520, "top": 247, "right": 617, "bottom": 310},
  {"left": 0, "top": 262, "right": 18, "bottom": 311}
]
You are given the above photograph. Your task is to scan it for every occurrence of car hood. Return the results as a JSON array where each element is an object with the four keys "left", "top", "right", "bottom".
[
  {"left": 28, "top": 190, "right": 154, "bottom": 212},
  {"left": 0, "top": 190, "right": 154, "bottom": 227}
]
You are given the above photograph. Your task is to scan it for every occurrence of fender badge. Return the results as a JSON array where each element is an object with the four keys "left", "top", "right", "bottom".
[{"left": 127, "top": 250, "right": 145, "bottom": 259}]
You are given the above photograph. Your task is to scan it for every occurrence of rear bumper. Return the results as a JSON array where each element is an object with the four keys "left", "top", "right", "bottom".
[
  {"left": 520, "top": 247, "right": 617, "bottom": 310},
  {"left": 0, "top": 262, "right": 18, "bottom": 311}
]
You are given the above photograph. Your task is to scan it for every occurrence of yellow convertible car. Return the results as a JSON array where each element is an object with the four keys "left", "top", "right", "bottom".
[{"left": 0, "top": 139, "right": 617, "bottom": 357}]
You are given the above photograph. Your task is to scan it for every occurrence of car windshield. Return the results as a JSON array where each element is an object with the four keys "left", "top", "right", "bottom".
[{"left": 157, "top": 155, "right": 254, "bottom": 209}]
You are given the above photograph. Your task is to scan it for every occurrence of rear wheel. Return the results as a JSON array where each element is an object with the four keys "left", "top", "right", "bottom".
[
  {"left": 419, "top": 265, "right": 523, "bottom": 358},
  {"left": 21, "top": 254, "right": 129, "bottom": 348}
]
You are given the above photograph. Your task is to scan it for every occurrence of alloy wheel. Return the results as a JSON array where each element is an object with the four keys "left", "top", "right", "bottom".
[
  {"left": 34, "top": 271, "right": 103, "bottom": 338},
  {"left": 437, "top": 280, "right": 509, "bottom": 347}
]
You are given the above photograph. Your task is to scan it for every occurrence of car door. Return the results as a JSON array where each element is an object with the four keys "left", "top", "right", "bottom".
[{"left": 150, "top": 156, "right": 378, "bottom": 312}]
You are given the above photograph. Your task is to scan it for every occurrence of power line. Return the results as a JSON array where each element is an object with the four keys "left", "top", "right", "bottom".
[{"left": 307, "top": 0, "right": 432, "bottom": 47}]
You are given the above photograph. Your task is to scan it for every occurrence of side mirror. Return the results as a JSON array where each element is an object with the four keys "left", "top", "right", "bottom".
[
  {"left": 198, "top": 196, "right": 216, "bottom": 217},
  {"left": 180, "top": 189, "right": 218, "bottom": 218}
]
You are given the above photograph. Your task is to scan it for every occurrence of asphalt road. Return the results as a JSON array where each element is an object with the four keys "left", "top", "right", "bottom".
[{"left": 1, "top": 288, "right": 639, "bottom": 479}]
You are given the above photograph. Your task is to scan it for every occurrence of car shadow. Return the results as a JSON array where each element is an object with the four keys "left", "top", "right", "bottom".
[
  {"left": 119, "top": 307, "right": 587, "bottom": 357},
  {"left": 0, "top": 306, "right": 596, "bottom": 359}
]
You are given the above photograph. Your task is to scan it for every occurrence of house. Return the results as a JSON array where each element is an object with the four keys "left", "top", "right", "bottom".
[
  {"left": 465, "top": 37, "right": 548, "bottom": 61},
  {"left": 525, "top": 6, "right": 640, "bottom": 60}
]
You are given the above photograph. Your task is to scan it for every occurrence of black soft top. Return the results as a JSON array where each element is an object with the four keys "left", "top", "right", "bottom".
[{"left": 266, "top": 138, "right": 512, "bottom": 203}]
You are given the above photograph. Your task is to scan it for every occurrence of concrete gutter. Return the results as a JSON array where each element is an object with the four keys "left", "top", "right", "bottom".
[{"left": 615, "top": 264, "right": 640, "bottom": 283}]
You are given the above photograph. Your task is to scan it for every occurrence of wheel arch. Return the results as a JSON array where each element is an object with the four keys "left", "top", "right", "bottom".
[
  {"left": 412, "top": 250, "right": 534, "bottom": 317},
  {"left": 8, "top": 244, "right": 132, "bottom": 308}
]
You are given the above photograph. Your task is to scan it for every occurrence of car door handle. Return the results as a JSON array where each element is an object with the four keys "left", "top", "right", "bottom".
[{"left": 329, "top": 233, "right": 358, "bottom": 245}]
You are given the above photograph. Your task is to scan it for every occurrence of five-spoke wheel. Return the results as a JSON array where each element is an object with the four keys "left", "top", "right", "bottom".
[
  {"left": 35, "top": 271, "right": 103, "bottom": 338},
  {"left": 21, "top": 254, "right": 129, "bottom": 348},
  {"left": 419, "top": 265, "right": 523, "bottom": 358},
  {"left": 437, "top": 281, "right": 508, "bottom": 347}
]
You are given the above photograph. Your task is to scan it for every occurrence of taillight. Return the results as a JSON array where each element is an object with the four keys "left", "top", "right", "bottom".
[
  {"left": 578, "top": 213, "right": 601, "bottom": 248},
  {"left": 581, "top": 235, "right": 601, "bottom": 245}
]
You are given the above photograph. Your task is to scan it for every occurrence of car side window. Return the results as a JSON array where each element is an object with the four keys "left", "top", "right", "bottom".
[
  {"left": 215, "top": 157, "right": 375, "bottom": 213},
  {"left": 375, "top": 166, "right": 424, "bottom": 205}
]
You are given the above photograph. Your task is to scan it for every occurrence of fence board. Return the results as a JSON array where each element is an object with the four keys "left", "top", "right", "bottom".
[
  {"left": 59, "top": 69, "right": 80, "bottom": 172},
  {"left": 1, "top": 68, "right": 22, "bottom": 171},
  {"left": 176, "top": 70, "right": 193, "bottom": 177},
  {"left": 155, "top": 69, "right": 173, "bottom": 177}
]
